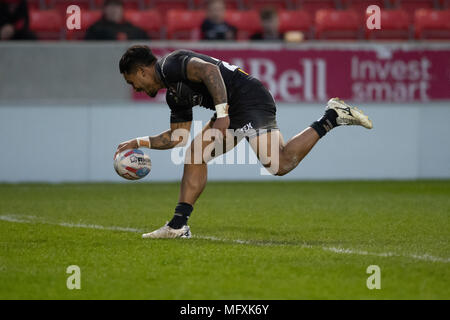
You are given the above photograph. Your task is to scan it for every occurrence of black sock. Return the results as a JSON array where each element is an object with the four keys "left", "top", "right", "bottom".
[
  {"left": 310, "top": 109, "right": 339, "bottom": 138},
  {"left": 168, "top": 202, "right": 193, "bottom": 229}
]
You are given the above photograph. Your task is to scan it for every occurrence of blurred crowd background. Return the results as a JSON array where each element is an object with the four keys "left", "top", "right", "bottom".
[
  {"left": 1, "top": 0, "right": 450, "bottom": 41},
  {"left": 1, "top": 0, "right": 449, "bottom": 183}
]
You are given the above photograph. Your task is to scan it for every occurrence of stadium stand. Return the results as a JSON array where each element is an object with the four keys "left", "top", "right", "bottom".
[
  {"left": 166, "top": 9, "right": 205, "bottom": 40},
  {"left": 392, "top": 0, "right": 435, "bottom": 16},
  {"left": 241, "top": 0, "right": 290, "bottom": 10},
  {"left": 414, "top": 8, "right": 450, "bottom": 39},
  {"left": 366, "top": 9, "right": 411, "bottom": 39},
  {"left": 18, "top": 0, "right": 450, "bottom": 41},
  {"left": 147, "top": 0, "right": 192, "bottom": 14},
  {"left": 50, "top": 0, "right": 91, "bottom": 13},
  {"left": 294, "top": 0, "right": 336, "bottom": 16},
  {"left": 315, "top": 9, "right": 361, "bottom": 39},
  {"left": 96, "top": 0, "right": 141, "bottom": 9},
  {"left": 278, "top": 10, "right": 313, "bottom": 38},
  {"left": 195, "top": 0, "right": 241, "bottom": 9},
  {"left": 225, "top": 10, "right": 262, "bottom": 39},
  {"left": 29, "top": 9, "right": 63, "bottom": 39},
  {"left": 65, "top": 10, "right": 101, "bottom": 40},
  {"left": 124, "top": 9, "right": 163, "bottom": 38}
]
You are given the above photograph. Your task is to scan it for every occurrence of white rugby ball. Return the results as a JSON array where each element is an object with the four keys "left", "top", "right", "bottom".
[{"left": 114, "top": 149, "right": 151, "bottom": 180}]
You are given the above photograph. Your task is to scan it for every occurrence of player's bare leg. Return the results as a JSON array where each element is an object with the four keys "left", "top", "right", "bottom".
[
  {"left": 177, "top": 120, "right": 213, "bottom": 206},
  {"left": 249, "top": 128, "right": 319, "bottom": 176},
  {"left": 143, "top": 120, "right": 241, "bottom": 239},
  {"left": 250, "top": 98, "right": 373, "bottom": 176},
  {"left": 179, "top": 121, "right": 241, "bottom": 204}
]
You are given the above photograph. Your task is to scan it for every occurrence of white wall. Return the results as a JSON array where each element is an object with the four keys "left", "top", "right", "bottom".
[{"left": 0, "top": 103, "right": 449, "bottom": 182}]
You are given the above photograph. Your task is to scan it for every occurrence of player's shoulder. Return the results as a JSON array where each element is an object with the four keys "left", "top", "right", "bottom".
[
  {"left": 158, "top": 49, "right": 201, "bottom": 82},
  {"left": 161, "top": 49, "right": 196, "bottom": 62}
]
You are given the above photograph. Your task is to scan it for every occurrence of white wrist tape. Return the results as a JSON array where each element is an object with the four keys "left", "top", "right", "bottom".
[
  {"left": 215, "top": 103, "right": 228, "bottom": 118},
  {"left": 136, "top": 136, "right": 151, "bottom": 149}
]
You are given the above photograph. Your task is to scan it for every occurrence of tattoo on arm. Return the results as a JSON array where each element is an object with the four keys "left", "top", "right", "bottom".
[
  {"left": 149, "top": 122, "right": 191, "bottom": 150},
  {"left": 149, "top": 130, "right": 174, "bottom": 150},
  {"left": 187, "top": 58, "right": 227, "bottom": 105}
]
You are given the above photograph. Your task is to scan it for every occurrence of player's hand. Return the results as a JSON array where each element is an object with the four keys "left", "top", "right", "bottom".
[
  {"left": 114, "top": 138, "right": 138, "bottom": 160},
  {"left": 213, "top": 116, "right": 230, "bottom": 137}
]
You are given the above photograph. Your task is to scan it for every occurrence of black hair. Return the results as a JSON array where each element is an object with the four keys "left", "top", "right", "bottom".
[{"left": 119, "top": 45, "right": 157, "bottom": 74}]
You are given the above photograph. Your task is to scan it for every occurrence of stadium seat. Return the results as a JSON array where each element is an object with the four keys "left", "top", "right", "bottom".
[
  {"left": 241, "top": 0, "right": 290, "bottom": 11},
  {"left": 66, "top": 10, "right": 102, "bottom": 40},
  {"left": 392, "top": 0, "right": 435, "bottom": 15},
  {"left": 148, "top": 0, "right": 193, "bottom": 15},
  {"left": 166, "top": 10, "right": 205, "bottom": 40},
  {"left": 414, "top": 8, "right": 450, "bottom": 39},
  {"left": 225, "top": 10, "right": 262, "bottom": 40},
  {"left": 295, "top": 0, "right": 336, "bottom": 16},
  {"left": 29, "top": 9, "right": 64, "bottom": 40},
  {"left": 124, "top": 10, "right": 163, "bottom": 39},
  {"left": 278, "top": 10, "right": 313, "bottom": 38},
  {"left": 49, "top": 0, "right": 91, "bottom": 13},
  {"left": 366, "top": 9, "right": 411, "bottom": 39},
  {"left": 315, "top": 9, "right": 361, "bottom": 39},
  {"left": 344, "top": 0, "right": 386, "bottom": 13}
]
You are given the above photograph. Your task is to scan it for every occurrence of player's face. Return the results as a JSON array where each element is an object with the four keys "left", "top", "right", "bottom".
[{"left": 123, "top": 68, "right": 159, "bottom": 98}]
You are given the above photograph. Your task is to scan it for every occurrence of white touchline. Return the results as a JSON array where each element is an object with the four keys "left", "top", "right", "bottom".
[{"left": 1, "top": 214, "right": 449, "bottom": 264}]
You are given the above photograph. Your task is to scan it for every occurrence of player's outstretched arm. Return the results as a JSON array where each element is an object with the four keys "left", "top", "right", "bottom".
[
  {"left": 149, "top": 121, "right": 192, "bottom": 150},
  {"left": 114, "top": 121, "right": 191, "bottom": 159},
  {"left": 186, "top": 58, "right": 230, "bottom": 135}
]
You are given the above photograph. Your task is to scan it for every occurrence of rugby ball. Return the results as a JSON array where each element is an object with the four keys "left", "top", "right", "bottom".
[{"left": 114, "top": 149, "right": 151, "bottom": 180}]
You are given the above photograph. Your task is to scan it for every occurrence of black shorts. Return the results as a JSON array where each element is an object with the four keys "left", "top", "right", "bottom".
[{"left": 210, "top": 77, "right": 279, "bottom": 138}]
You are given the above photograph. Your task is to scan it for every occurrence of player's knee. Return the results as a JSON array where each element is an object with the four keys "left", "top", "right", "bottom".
[
  {"left": 261, "top": 162, "right": 288, "bottom": 176},
  {"left": 274, "top": 168, "right": 289, "bottom": 176}
]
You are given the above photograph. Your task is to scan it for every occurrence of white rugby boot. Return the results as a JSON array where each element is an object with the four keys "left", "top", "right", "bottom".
[
  {"left": 327, "top": 97, "right": 373, "bottom": 129},
  {"left": 142, "top": 222, "right": 191, "bottom": 239}
]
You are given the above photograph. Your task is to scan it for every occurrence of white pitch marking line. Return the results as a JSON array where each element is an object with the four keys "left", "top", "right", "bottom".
[{"left": 1, "top": 214, "right": 449, "bottom": 264}]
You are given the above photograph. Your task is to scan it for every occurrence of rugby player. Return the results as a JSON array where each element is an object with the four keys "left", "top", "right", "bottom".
[{"left": 114, "top": 45, "right": 373, "bottom": 239}]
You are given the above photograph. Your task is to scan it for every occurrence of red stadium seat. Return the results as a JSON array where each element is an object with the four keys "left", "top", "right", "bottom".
[
  {"left": 148, "top": 0, "right": 192, "bottom": 15},
  {"left": 242, "top": 0, "right": 290, "bottom": 11},
  {"left": 366, "top": 9, "right": 411, "bottom": 39},
  {"left": 295, "top": 0, "right": 336, "bottom": 16},
  {"left": 278, "top": 10, "right": 313, "bottom": 38},
  {"left": 414, "top": 8, "right": 450, "bottom": 39},
  {"left": 344, "top": 0, "right": 386, "bottom": 13},
  {"left": 315, "top": 9, "right": 361, "bottom": 39},
  {"left": 50, "top": 0, "right": 91, "bottom": 13},
  {"left": 124, "top": 10, "right": 163, "bottom": 39},
  {"left": 225, "top": 10, "right": 262, "bottom": 39},
  {"left": 66, "top": 10, "right": 102, "bottom": 40},
  {"left": 393, "top": 0, "right": 435, "bottom": 15},
  {"left": 167, "top": 10, "right": 205, "bottom": 40},
  {"left": 29, "top": 9, "right": 63, "bottom": 40}
]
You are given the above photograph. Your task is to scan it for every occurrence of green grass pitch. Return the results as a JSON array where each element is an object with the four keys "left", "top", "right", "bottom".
[{"left": 0, "top": 180, "right": 449, "bottom": 299}]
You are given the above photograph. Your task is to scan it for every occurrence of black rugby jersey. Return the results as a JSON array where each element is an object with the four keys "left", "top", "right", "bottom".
[{"left": 154, "top": 49, "right": 252, "bottom": 123}]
